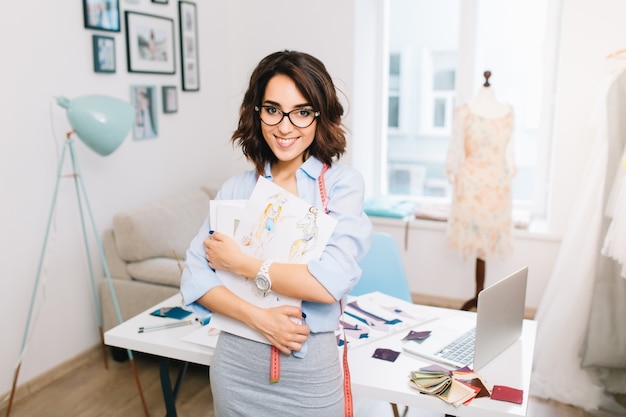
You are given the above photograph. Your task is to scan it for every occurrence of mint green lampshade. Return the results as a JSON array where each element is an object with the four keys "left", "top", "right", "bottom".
[{"left": 56, "top": 95, "right": 134, "bottom": 156}]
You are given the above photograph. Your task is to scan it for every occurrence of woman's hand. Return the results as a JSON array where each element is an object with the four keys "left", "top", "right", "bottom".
[
  {"left": 197, "top": 287, "right": 310, "bottom": 355},
  {"left": 204, "top": 231, "right": 246, "bottom": 274},
  {"left": 251, "top": 305, "right": 310, "bottom": 355}
]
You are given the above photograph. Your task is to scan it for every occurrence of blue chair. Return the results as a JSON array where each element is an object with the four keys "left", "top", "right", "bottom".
[{"left": 351, "top": 231, "right": 412, "bottom": 302}]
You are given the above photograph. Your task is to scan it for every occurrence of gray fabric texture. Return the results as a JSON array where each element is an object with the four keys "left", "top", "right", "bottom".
[
  {"left": 126, "top": 257, "right": 182, "bottom": 287},
  {"left": 113, "top": 189, "right": 209, "bottom": 262},
  {"left": 210, "top": 331, "right": 344, "bottom": 417}
]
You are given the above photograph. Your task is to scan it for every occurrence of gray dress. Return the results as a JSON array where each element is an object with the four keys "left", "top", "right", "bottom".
[{"left": 210, "top": 331, "right": 344, "bottom": 416}]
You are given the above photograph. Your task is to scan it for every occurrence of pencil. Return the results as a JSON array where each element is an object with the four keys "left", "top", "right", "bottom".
[
  {"left": 138, "top": 319, "right": 193, "bottom": 333},
  {"left": 173, "top": 250, "right": 184, "bottom": 272}
]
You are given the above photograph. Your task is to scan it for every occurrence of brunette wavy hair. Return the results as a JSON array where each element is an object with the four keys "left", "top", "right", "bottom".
[{"left": 232, "top": 50, "right": 347, "bottom": 176}]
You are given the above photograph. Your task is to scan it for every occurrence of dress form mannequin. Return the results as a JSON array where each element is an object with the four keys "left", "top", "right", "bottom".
[
  {"left": 467, "top": 71, "right": 510, "bottom": 119},
  {"left": 446, "top": 71, "right": 515, "bottom": 311},
  {"left": 463, "top": 71, "right": 507, "bottom": 311}
]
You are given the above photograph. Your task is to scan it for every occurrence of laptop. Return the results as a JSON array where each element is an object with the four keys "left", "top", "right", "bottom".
[{"left": 402, "top": 266, "right": 528, "bottom": 370}]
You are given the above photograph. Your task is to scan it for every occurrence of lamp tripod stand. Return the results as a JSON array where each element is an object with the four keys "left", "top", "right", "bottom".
[{"left": 5, "top": 132, "right": 149, "bottom": 417}]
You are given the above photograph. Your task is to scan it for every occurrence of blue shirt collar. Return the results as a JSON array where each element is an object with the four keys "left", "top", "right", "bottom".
[{"left": 263, "top": 157, "right": 326, "bottom": 181}]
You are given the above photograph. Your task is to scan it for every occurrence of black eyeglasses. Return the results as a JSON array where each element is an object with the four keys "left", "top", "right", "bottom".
[{"left": 254, "top": 105, "right": 320, "bottom": 128}]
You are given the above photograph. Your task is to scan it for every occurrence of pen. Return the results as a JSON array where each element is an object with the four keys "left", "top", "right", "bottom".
[
  {"left": 208, "top": 230, "right": 216, "bottom": 272},
  {"left": 138, "top": 319, "right": 193, "bottom": 333}
]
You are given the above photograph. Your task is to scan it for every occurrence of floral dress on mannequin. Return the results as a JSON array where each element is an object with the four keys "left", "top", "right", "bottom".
[{"left": 445, "top": 100, "right": 515, "bottom": 260}]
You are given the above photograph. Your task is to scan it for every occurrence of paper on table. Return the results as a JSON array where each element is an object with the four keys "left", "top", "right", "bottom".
[
  {"left": 209, "top": 176, "right": 337, "bottom": 344},
  {"left": 181, "top": 325, "right": 221, "bottom": 349},
  {"left": 339, "top": 292, "right": 438, "bottom": 349}
]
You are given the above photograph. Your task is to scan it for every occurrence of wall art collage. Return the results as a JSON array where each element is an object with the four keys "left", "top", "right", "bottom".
[{"left": 83, "top": 0, "right": 198, "bottom": 140}]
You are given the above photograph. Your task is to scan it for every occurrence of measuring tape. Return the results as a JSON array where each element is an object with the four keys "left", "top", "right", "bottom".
[
  {"left": 268, "top": 163, "right": 353, "bottom": 415},
  {"left": 269, "top": 163, "right": 329, "bottom": 385},
  {"left": 320, "top": 163, "right": 353, "bottom": 416},
  {"left": 340, "top": 300, "right": 353, "bottom": 417},
  {"left": 342, "top": 336, "right": 353, "bottom": 416},
  {"left": 270, "top": 346, "right": 281, "bottom": 383}
]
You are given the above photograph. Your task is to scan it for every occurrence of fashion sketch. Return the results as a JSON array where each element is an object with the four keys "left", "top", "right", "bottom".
[
  {"left": 289, "top": 206, "right": 320, "bottom": 262},
  {"left": 241, "top": 193, "right": 289, "bottom": 257}
]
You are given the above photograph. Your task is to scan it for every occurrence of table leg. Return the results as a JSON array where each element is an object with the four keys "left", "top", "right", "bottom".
[
  {"left": 159, "top": 357, "right": 189, "bottom": 417},
  {"left": 390, "top": 403, "right": 408, "bottom": 417}
]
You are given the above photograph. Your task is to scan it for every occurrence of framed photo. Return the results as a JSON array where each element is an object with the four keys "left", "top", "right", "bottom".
[
  {"left": 92, "top": 35, "right": 116, "bottom": 73},
  {"left": 162, "top": 86, "right": 178, "bottom": 113},
  {"left": 83, "top": 0, "right": 121, "bottom": 32},
  {"left": 130, "top": 85, "right": 158, "bottom": 140},
  {"left": 178, "top": 1, "right": 200, "bottom": 91},
  {"left": 125, "top": 11, "right": 175, "bottom": 74}
]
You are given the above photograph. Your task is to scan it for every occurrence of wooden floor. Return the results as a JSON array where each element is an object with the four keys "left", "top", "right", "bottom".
[{"left": 2, "top": 347, "right": 624, "bottom": 417}]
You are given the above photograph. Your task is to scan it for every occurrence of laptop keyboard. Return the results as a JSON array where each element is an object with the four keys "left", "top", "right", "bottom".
[{"left": 435, "top": 327, "right": 476, "bottom": 365}]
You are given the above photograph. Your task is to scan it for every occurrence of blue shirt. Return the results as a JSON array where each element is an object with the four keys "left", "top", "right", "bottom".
[{"left": 180, "top": 156, "right": 372, "bottom": 334}]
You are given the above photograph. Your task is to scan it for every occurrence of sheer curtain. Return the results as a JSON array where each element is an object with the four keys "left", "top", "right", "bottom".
[{"left": 531, "top": 64, "right": 626, "bottom": 413}]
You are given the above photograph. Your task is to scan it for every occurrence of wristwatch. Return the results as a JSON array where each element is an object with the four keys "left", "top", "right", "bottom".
[{"left": 254, "top": 260, "right": 274, "bottom": 295}]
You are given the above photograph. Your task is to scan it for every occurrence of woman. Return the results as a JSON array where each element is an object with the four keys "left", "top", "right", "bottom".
[{"left": 180, "top": 50, "right": 372, "bottom": 416}]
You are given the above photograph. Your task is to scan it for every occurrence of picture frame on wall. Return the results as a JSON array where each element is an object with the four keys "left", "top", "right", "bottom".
[
  {"left": 162, "top": 86, "right": 178, "bottom": 113},
  {"left": 130, "top": 85, "right": 159, "bottom": 140},
  {"left": 83, "top": 0, "right": 121, "bottom": 32},
  {"left": 178, "top": 1, "right": 200, "bottom": 91},
  {"left": 125, "top": 11, "right": 175, "bottom": 74},
  {"left": 92, "top": 35, "right": 116, "bottom": 73}
]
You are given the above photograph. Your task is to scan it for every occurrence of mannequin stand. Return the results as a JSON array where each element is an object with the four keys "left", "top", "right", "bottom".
[{"left": 460, "top": 258, "right": 485, "bottom": 311}]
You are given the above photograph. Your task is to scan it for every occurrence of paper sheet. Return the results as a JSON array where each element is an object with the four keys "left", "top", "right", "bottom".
[{"left": 209, "top": 177, "right": 337, "bottom": 344}]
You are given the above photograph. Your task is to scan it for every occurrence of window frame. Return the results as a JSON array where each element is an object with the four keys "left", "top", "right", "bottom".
[{"left": 364, "top": 0, "right": 560, "bottom": 220}]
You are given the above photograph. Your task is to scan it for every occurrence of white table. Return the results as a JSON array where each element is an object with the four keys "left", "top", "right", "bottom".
[
  {"left": 104, "top": 293, "right": 536, "bottom": 417},
  {"left": 345, "top": 294, "right": 537, "bottom": 417},
  {"left": 105, "top": 294, "right": 213, "bottom": 417}
]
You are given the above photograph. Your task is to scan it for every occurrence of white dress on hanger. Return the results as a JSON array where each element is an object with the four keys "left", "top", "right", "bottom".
[
  {"left": 531, "top": 63, "right": 626, "bottom": 413},
  {"left": 601, "top": 148, "right": 626, "bottom": 278}
]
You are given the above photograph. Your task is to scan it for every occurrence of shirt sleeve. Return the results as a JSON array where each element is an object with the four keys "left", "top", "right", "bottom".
[
  {"left": 179, "top": 171, "right": 258, "bottom": 316},
  {"left": 307, "top": 164, "right": 372, "bottom": 301},
  {"left": 179, "top": 215, "right": 218, "bottom": 316}
]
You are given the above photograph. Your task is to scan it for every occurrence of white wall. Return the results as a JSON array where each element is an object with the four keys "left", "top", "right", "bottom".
[
  {"left": 0, "top": 0, "right": 354, "bottom": 398},
  {"left": 2, "top": 0, "right": 626, "bottom": 399},
  {"left": 0, "top": 1, "right": 224, "bottom": 399}
]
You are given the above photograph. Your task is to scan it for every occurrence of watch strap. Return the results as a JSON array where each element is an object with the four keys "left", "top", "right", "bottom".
[
  {"left": 259, "top": 259, "right": 273, "bottom": 277},
  {"left": 256, "top": 259, "right": 274, "bottom": 294}
]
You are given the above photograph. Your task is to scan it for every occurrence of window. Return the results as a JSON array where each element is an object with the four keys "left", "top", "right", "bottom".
[
  {"left": 423, "top": 52, "right": 456, "bottom": 132},
  {"left": 381, "top": 0, "right": 559, "bottom": 218},
  {"left": 388, "top": 53, "right": 401, "bottom": 129}
]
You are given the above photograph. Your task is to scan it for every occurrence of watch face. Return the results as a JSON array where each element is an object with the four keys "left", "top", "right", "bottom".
[{"left": 255, "top": 275, "right": 270, "bottom": 292}]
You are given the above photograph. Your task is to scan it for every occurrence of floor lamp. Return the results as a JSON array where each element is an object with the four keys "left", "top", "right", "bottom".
[{"left": 6, "top": 95, "right": 149, "bottom": 417}]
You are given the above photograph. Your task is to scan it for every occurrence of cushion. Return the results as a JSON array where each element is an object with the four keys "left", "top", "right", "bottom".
[
  {"left": 126, "top": 257, "right": 182, "bottom": 287},
  {"left": 113, "top": 189, "right": 209, "bottom": 262}
]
